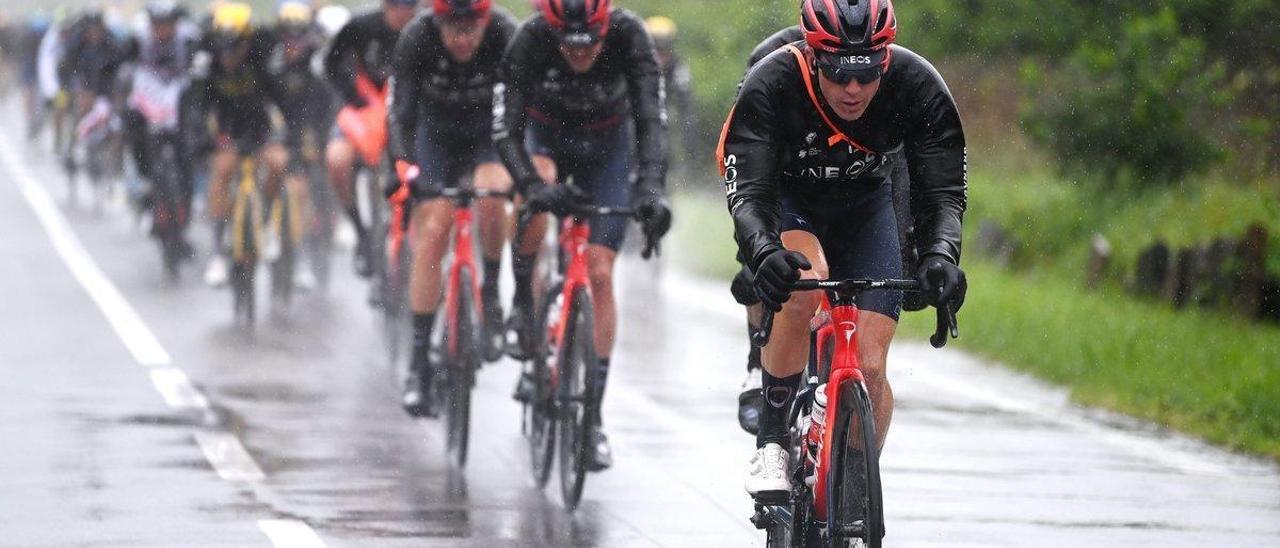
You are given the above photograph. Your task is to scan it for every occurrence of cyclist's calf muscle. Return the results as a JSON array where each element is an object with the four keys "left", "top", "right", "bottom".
[{"left": 411, "top": 198, "right": 456, "bottom": 314}]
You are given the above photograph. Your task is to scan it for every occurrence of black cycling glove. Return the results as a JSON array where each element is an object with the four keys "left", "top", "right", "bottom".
[
  {"left": 916, "top": 254, "right": 967, "bottom": 311},
  {"left": 525, "top": 183, "right": 585, "bottom": 217},
  {"left": 754, "top": 249, "right": 812, "bottom": 312}
]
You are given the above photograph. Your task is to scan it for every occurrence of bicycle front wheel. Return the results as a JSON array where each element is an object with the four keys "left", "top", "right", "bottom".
[
  {"left": 826, "top": 380, "right": 884, "bottom": 547},
  {"left": 557, "top": 286, "right": 597, "bottom": 511},
  {"left": 444, "top": 267, "right": 478, "bottom": 468}
]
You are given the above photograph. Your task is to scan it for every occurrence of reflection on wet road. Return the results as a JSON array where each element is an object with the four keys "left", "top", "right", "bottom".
[{"left": 2, "top": 116, "right": 1280, "bottom": 547}]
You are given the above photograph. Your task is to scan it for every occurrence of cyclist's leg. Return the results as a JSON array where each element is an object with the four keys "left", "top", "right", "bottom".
[
  {"left": 747, "top": 216, "right": 829, "bottom": 497},
  {"left": 505, "top": 132, "right": 557, "bottom": 358},
  {"left": 325, "top": 131, "right": 370, "bottom": 273},
  {"left": 258, "top": 142, "right": 289, "bottom": 204},
  {"left": 473, "top": 161, "right": 511, "bottom": 291},
  {"left": 824, "top": 185, "right": 903, "bottom": 449},
  {"left": 758, "top": 229, "right": 829, "bottom": 444},
  {"left": 202, "top": 143, "right": 237, "bottom": 284},
  {"left": 731, "top": 260, "right": 765, "bottom": 434}
]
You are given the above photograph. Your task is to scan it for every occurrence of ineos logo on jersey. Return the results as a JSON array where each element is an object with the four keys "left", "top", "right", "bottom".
[{"left": 723, "top": 154, "right": 739, "bottom": 195}]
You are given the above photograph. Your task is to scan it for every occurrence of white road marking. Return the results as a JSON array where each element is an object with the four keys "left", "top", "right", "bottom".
[
  {"left": 258, "top": 520, "right": 327, "bottom": 548},
  {"left": 149, "top": 367, "right": 212, "bottom": 409},
  {"left": 0, "top": 133, "right": 325, "bottom": 546},
  {"left": 194, "top": 431, "right": 267, "bottom": 482},
  {"left": 0, "top": 139, "right": 172, "bottom": 367}
]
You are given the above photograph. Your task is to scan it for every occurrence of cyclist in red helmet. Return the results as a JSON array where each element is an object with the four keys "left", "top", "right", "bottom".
[
  {"left": 388, "top": 0, "right": 519, "bottom": 416},
  {"left": 724, "top": 0, "right": 968, "bottom": 502},
  {"left": 493, "top": 0, "right": 672, "bottom": 471}
]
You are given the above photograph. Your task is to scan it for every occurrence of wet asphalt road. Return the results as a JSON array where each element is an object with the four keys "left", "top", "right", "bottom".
[{"left": 2, "top": 109, "right": 1280, "bottom": 547}]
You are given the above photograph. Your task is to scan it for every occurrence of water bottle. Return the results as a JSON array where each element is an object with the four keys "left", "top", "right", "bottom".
[{"left": 803, "top": 383, "right": 827, "bottom": 487}]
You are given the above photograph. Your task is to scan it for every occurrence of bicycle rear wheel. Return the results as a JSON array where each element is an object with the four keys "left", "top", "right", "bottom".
[
  {"left": 826, "top": 380, "right": 883, "bottom": 547},
  {"left": 444, "top": 267, "right": 478, "bottom": 468},
  {"left": 557, "top": 286, "right": 597, "bottom": 511}
]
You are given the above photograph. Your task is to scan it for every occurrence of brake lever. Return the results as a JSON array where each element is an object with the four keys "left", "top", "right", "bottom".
[{"left": 929, "top": 301, "right": 959, "bottom": 348}]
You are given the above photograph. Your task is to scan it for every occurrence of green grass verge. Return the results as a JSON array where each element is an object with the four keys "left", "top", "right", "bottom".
[
  {"left": 899, "top": 259, "right": 1280, "bottom": 459},
  {"left": 672, "top": 190, "right": 1280, "bottom": 460}
]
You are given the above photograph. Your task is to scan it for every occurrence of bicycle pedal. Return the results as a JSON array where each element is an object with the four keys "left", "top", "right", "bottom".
[{"left": 749, "top": 490, "right": 791, "bottom": 506}]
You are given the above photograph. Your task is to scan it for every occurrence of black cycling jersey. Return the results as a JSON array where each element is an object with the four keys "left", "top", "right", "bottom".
[
  {"left": 746, "top": 26, "right": 803, "bottom": 71},
  {"left": 492, "top": 8, "right": 666, "bottom": 191},
  {"left": 388, "top": 7, "right": 517, "bottom": 164},
  {"left": 270, "top": 34, "right": 332, "bottom": 147},
  {"left": 722, "top": 43, "right": 966, "bottom": 272},
  {"left": 59, "top": 23, "right": 126, "bottom": 96},
  {"left": 324, "top": 9, "right": 401, "bottom": 106},
  {"left": 191, "top": 30, "right": 283, "bottom": 150}
]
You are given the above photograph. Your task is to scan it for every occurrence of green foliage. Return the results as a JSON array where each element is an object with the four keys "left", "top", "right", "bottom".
[{"left": 1020, "top": 9, "right": 1227, "bottom": 185}]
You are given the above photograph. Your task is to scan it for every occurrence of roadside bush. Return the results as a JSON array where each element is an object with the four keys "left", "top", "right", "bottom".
[{"left": 1020, "top": 9, "right": 1228, "bottom": 185}]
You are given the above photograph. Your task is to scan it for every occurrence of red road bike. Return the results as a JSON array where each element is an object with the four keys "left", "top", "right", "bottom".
[
  {"left": 751, "top": 278, "right": 957, "bottom": 547},
  {"left": 519, "top": 201, "right": 657, "bottom": 511},
  {"left": 385, "top": 184, "right": 509, "bottom": 468}
]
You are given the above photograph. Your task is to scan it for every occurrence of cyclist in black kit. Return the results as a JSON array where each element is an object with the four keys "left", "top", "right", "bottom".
[
  {"left": 493, "top": 0, "right": 672, "bottom": 471},
  {"left": 269, "top": 1, "right": 332, "bottom": 290},
  {"left": 388, "top": 0, "right": 518, "bottom": 416},
  {"left": 193, "top": 3, "right": 292, "bottom": 287},
  {"left": 725, "top": 0, "right": 967, "bottom": 499},
  {"left": 323, "top": 0, "right": 418, "bottom": 278}
]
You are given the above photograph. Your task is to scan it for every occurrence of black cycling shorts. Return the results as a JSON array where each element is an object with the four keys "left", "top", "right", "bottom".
[
  {"left": 780, "top": 182, "right": 904, "bottom": 321},
  {"left": 412, "top": 112, "right": 499, "bottom": 199},
  {"left": 525, "top": 118, "right": 633, "bottom": 251}
]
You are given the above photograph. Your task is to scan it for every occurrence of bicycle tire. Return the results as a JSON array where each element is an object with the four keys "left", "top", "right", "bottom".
[
  {"left": 525, "top": 280, "right": 563, "bottom": 489},
  {"left": 558, "top": 286, "right": 597, "bottom": 511},
  {"left": 231, "top": 186, "right": 258, "bottom": 329},
  {"left": 270, "top": 189, "right": 295, "bottom": 310},
  {"left": 153, "top": 144, "right": 182, "bottom": 283},
  {"left": 445, "top": 267, "right": 478, "bottom": 468},
  {"left": 826, "top": 380, "right": 883, "bottom": 548}
]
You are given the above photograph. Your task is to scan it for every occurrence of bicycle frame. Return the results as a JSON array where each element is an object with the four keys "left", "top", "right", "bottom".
[
  {"left": 811, "top": 293, "right": 864, "bottom": 522},
  {"left": 230, "top": 158, "right": 261, "bottom": 264},
  {"left": 546, "top": 215, "right": 593, "bottom": 385},
  {"left": 443, "top": 201, "right": 482, "bottom": 359}
]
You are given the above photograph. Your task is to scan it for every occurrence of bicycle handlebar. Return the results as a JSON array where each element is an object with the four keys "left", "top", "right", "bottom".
[
  {"left": 515, "top": 203, "right": 662, "bottom": 260},
  {"left": 750, "top": 278, "right": 959, "bottom": 350}
]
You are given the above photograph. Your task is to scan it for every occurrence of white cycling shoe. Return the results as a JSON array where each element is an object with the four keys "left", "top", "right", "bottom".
[
  {"left": 745, "top": 442, "right": 791, "bottom": 503},
  {"left": 204, "top": 254, "right": 230, "bottom": 288}
]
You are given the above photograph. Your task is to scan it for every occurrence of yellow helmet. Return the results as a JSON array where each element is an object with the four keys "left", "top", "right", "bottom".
[
  {"left": 645, "top": 15, "right": 677, "bottom": 49},
  {"left": 277, "top": 1, "right": 313, "bottom": 28},
  {"left": 211, "top": 2, "right": 253, "bottom": 37}
]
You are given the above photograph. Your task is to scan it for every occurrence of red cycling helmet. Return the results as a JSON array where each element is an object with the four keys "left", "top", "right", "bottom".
[
  {"left": 538, "top": 0, "right": 611, "bottom": 47},
  {"left": 801, "top": 0, "right": 896, "bottom": 80},
  {"left": 434, "top": 0, "right": 492, "bottom": 19}
]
